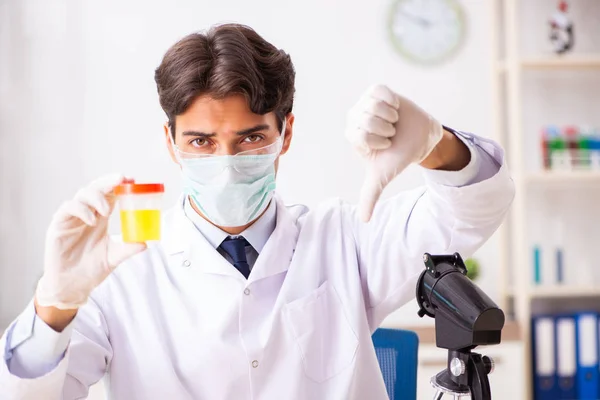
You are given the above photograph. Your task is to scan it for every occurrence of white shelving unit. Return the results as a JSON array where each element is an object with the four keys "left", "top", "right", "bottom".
[{"left": 491, "top": 1, "right": 600, "bottom": 398}]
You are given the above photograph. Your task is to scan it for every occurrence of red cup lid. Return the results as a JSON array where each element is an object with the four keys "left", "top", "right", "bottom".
[{"left": 114, "top": 179, "right": 164, "bottom": 195}]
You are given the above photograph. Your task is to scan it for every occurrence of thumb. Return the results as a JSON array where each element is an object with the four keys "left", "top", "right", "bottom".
[
  {"left": 107, "top": 240, "right": 147, "bottom": 268},
  {"left": 358, "top": 167, "right": 386, "bottom": 223}
]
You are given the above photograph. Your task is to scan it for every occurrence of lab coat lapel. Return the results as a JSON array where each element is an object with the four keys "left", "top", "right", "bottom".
[
  {"left": 248, "top": 194, "right": 300, "bottom": 283},
  {"left": 162, "top": 198, "right": 247, "bottom": 280}
]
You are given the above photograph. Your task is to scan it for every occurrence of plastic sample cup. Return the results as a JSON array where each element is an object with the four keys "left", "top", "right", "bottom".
[{"left": 114, "top": 180, "right": 165, "bottom": 243}]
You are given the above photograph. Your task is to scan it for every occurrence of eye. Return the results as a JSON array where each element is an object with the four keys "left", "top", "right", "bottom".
[
  {"left": 190, "top": 137, "right": 209, "bottom": 148},
  {"left": 244, "top": 134, "right": 264, "bottom": 143}
]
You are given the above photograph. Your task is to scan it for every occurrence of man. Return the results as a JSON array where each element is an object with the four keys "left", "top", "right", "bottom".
[{"left": 0, "top": 24, "right": 514, "bottom": 399}]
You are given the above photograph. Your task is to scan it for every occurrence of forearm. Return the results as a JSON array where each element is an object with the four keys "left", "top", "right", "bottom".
[
  {"left": 35, "top": 298, "right": 78, "bottom": 332},
  {"left": 420, "top": 127, "right": 471, "bottom": 171}
]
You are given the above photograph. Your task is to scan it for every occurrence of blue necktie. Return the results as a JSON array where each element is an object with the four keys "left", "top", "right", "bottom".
[{"left": 219, "top": 237, "right": 251, "bottom": 279}]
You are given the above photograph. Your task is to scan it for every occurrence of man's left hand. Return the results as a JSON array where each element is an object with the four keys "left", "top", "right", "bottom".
[{"left": 345, "top": 84, "right": 444, "bottom": 222}]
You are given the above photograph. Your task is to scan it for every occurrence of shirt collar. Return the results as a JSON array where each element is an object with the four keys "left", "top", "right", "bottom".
[
  {"left": 241, "top": 199, "right": 277, "bottom": 253},
  {"left": 183, "top": 196, "right": 277, "bottom": 253}
]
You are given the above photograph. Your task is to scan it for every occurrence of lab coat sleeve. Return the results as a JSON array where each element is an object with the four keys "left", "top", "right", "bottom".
[
  {"left": 5, "top": 301, "right": 74, "bottom": 378},
  {"left": 423, "top": 127, "right": 481, "bottom": 186},
  {"left": 0, "top": 293, "right": 112, "bottom": 399},
  {"left": 346, "top": 132, "right": 515, "bottom": 331}
]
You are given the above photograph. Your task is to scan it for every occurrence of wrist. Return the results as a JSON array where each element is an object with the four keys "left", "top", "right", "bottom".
[
  {"left": 420, "top": 127, "right": 470, "bottom": 171},
  {"left": 34, "top": 298, "right": 77, "bottom": 332}
]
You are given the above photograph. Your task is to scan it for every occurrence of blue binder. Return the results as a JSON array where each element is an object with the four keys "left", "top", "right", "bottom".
[
  {"left": 555, "top": 315, "right": 577, "bottom": 399},
  {"left": 532, "top": 315, "right": 559, "bottom": 399},
  {"left": 575, "top": 312, "right": 599, "bottom": 399}
]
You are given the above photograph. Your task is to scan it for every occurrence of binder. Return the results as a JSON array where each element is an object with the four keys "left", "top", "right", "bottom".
[
  {"left": 555, "top": 315, "right": 577, "bottom": 399},
  {"left": 532, "top": 316, "right": 559, "bottom": 399},
  {"left": 575, "top": 312, "right": 599, "bottom": 399}
]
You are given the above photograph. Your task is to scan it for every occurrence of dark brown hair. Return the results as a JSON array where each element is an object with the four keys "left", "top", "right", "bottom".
[{"left": 154, "top": 23, "right": 295, "bottom": 138}]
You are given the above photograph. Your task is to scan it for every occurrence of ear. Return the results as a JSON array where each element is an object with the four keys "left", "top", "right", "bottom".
[
  {"left": 164, "top": 122, "right": 180, "bottom": 165},
  {"left": 280, "top": 113, "right": 294, "bottom": 156}
]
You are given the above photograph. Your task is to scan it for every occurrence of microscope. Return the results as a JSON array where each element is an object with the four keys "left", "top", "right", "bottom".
[{"left": 416, "top": 253, "right": 505, "bottom": 400}]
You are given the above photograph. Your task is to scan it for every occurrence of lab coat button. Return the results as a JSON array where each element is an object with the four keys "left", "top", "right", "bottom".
[
  {"left": 182, "top": 260, "right": 191, "bottom": 268},
  {"left": 244, "top": 288, "right": 250, "bottom": 295},
  {"left": 252, "top": 360, "right": 259, "bottom": 368}
]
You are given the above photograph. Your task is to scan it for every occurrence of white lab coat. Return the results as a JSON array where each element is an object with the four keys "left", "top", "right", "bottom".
[{"left": 0, "top": 135, "right": 514, "bottom": 400}]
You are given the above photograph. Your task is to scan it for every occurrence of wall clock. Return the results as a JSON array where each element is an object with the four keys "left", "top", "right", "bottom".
[{"left": 388, "top": 0, "right": 467, "bottom": 65}]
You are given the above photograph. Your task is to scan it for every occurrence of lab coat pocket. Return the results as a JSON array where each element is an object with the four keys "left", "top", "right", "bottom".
[{"left": 284, "top": 281, "right": 359, "bottom": 383}]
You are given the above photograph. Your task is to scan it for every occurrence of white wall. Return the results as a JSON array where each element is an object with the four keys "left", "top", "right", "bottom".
[{"left": 0, "top": 0, "right": 499, "bottom": 329}]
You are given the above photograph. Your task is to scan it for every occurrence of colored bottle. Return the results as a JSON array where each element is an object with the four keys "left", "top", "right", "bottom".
[
  {"left": 563, "top": 125, "right": 579, "bottom": 169},
  {"left": 579, "top": 125, "right": 593, "bottom": 169},
  {"left": 533, "top": 246, "right": 541, "bottom": 284},
  {"left": 540, "top": 127, "right": 550, "bottom": 170},
  {"left": 591, "top": 127, "right": 600, "bottom": 171},
  {"left": 556, "top": 248, "right": 564, "bottom": 283},
  {"left": 547, "top": 125, "right": 565, "bottom": 170}
]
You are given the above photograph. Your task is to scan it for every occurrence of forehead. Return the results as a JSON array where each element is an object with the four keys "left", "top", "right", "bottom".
[{"left": 175, "top": 94, "right": 277, "bottom": 134}]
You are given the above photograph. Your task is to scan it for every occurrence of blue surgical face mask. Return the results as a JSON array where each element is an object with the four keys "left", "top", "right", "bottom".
[{"left": 171, "top": 120, "right": 285, "bottom": 227}]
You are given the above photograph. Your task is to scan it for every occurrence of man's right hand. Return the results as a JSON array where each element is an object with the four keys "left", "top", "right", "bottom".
[{"left": 35, "top": 174, "right": 146, "bottom": 328}]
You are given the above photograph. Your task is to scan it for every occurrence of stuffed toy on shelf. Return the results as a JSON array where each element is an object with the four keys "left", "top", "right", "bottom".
[{"left": 549, "top": 0, "right": 574, "bottom": 54}]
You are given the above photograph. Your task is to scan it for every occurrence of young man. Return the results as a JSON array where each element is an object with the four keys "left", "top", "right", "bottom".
[{"left": 0, "top": 24, "right": 514, "bottom": 399}]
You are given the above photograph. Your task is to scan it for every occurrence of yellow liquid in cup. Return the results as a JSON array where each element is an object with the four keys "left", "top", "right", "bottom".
[{"left": 120, "top": 209, "right": 161, "bottom": 242}]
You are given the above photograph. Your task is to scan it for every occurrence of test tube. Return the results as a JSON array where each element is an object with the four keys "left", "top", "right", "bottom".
[
  {"left": 590, "top": 127, "right": 600, "bottom": 171},
  {"left": 578, "top": 125, "right": 593, "bottom": 170},
  {"left": 541, "top": 127, "right": 550, "bottom": 170},
  {"left": 563, "top": 125, "right": 579, "bottom": 170},
  {"left": 548, "top": 126, "right": 567, "bottom": 171}
]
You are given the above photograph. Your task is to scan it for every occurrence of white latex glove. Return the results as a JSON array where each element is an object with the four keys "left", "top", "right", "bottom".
[
  {"left": 35, "top": 174, "right": 147, "bottom": 309},
  {"left": 345, "top": 84, "right": 444, "bottom": 222}
]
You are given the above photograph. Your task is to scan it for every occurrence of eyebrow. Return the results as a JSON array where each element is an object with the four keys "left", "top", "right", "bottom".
[{"left": 181, "top": 124, "right": 271, "bottom": 138}]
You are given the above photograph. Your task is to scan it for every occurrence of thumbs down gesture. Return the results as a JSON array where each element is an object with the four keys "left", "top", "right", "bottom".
[{"left": 345, "top": 84, "right": 444, "bottom": 222}]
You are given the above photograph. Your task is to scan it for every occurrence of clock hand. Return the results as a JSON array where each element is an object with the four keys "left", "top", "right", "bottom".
[{"left": 398, "top": 9, "right": 432, "bottom": 28}]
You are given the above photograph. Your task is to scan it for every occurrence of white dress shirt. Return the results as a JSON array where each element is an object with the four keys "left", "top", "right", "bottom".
[{"left": 183, "top": 196, "right": 277, "bottom": 271}]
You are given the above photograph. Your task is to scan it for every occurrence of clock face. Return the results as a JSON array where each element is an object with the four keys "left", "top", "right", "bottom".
[{"left": 388, "top": 0, "right": 466, "bottom": 65}]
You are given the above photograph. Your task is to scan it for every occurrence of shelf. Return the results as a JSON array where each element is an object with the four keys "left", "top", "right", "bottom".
[
  {"left": 496, "top": 55, "right": 600, "bottom": 72},
  {"left": 529, "top": 285, "right": 600, "bottom": 299},
  {"left": 525, "top": 170, "right": 600, "bottom": 183},
  {"left": 520, "top": 55, "right": 600, "bottom": 69},
  {"left": 507, "top": 286, "right": 600, "bottom": 299}
]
